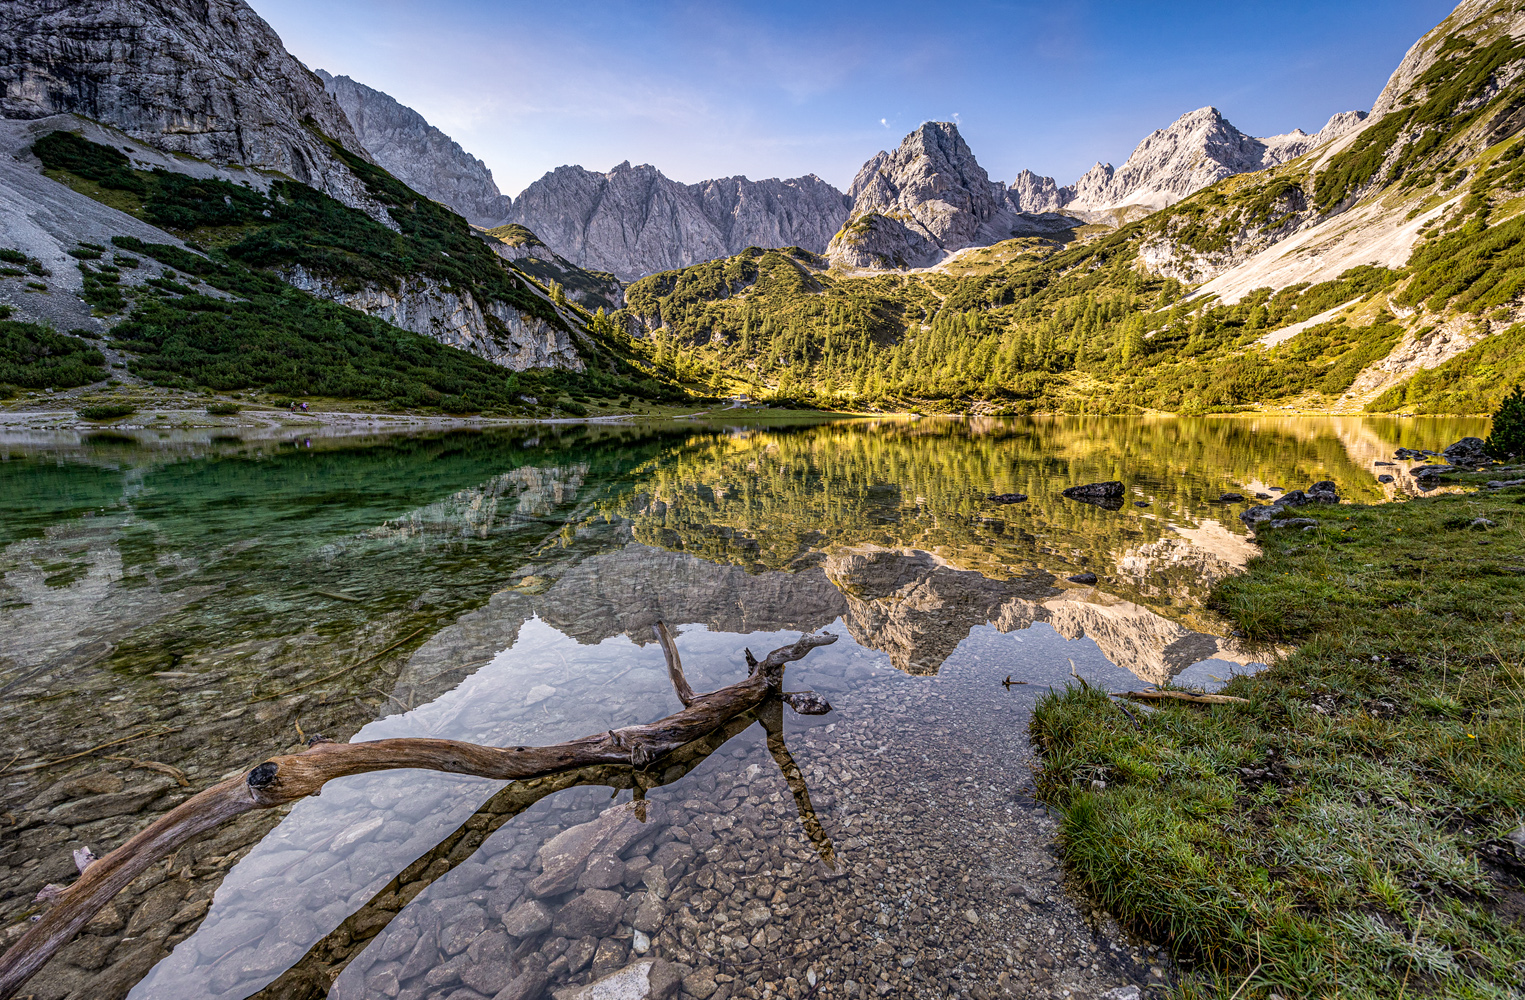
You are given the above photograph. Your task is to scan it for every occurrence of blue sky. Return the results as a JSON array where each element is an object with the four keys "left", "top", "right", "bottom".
[{"left": 248, "top": 0, "right": 1457, "bottom": 199}]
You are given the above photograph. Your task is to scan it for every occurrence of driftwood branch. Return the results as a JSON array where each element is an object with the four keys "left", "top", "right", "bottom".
[
  {"left": 653, "top": 621, "right": 695, "bottom": 707},
  {"left": 0, "top": 631, "right": 838, "bottom": 1000},
  {"left": 1121, "top": 690, "right": 1251, "bottom": 706},
  {"left": 254, "top": 711, "right": 771, "bottom": 999}
]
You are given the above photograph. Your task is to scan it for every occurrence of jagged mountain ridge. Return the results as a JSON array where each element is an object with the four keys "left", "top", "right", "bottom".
[
  {"left": 1009, "top": 107, "right": 1369, "bottom": 217},
  {"left": 602, "top": 1, "right": 1525, "bottom": 416},
  {"left": 504, "top": 162, "right": 852, "bottom": 281},
  {"left": 826, "top": 108, "right": 1367, "bottom": 271},
  {"left": 316, "top": 70, "right": 513, "bottom": 228},
  {"left": 826, "top": 121, "right": 1078, "bottom": 270},
  {"left": 0, "top": 0, "right": 391, "bottom": 223},
  {"left": 0, "top": 0, "right": 594, "bottom": 374}
]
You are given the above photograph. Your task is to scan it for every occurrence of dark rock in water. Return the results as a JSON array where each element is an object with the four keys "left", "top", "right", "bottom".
[
  {"left": 1063, "top": 481, "right": 1123, "bottom": 499},
  {"left": 1412, "top": 464, "right": 1461, "bottom": 478},
  {"left": 1377, "top": 474, "right": 1394, "bottom": 483},
  {"left": 1218, "top": 492, "right": 1245, "bottom": 502},
  {"left": 1067, "top": 572, "right": 1098, "bottom": 585},
  {"left": 989, "top": 493, "right": 1027, "bottom": 504},
  {"left": 1134, "top": 500, "right": 1151, "bottom": 507},
  {"left": 1278, "top": 490, "right": 1309, "bottom": 507},
  {"left": 1374, "top": 461, "right": 1395, "bottom": 466},
  {"left": 1062, "top": 481, "right": 1124, "bottom": 509},
  {"left": 1307, "top": 481, "right": 1339, "bottom": 503},
  {"left": 1443, "top": 437, "right": 1492, "bottom": 467},
  {"left": 494, "top": 967, "right": 549, "bottom": 1000}
]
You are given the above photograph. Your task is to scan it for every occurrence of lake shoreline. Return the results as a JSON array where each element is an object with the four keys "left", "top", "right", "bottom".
[{"left": 1031, "top": 483, "right": 1525, "bottom": 998}]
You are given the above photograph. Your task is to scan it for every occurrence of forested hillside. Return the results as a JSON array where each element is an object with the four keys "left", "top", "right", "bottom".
[
  {"left": 8, "top": 129, "right": 693, "bottom": 413},
  {"left": 614, "top": 6, "right": 1525, "bottom": 416}
]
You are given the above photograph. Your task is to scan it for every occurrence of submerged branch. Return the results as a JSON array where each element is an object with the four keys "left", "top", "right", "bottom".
[{"left": 0, "top": 631, "right": 838, "bottom": 1000}]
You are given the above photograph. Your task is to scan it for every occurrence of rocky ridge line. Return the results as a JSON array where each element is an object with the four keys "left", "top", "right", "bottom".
[
  {"left": 505, "top": 163, "right": 852, "bottom": 281},
  {"left": 316, "top": 71, "right": 513, "bottom": 228},
  {"left": 1009, "top": 106, "right": 1368, "bottom": 218},
  {"left": 0, "top": 0, "right": 391, "bottom": 223}
]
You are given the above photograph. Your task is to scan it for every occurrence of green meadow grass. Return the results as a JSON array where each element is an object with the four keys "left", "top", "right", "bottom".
[{"left": 1033, "top": 489, "right": 1525, "bottom": 998}]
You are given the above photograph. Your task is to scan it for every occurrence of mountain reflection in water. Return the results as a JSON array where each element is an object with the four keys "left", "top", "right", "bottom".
[{"left": 0, "top": 414, "right": 1487, "bottom": 1000}]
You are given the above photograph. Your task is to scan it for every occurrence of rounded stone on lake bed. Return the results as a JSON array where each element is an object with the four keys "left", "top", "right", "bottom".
[
  {"left": 578, "top": 854, "right": 626, "bottom": 890},
  {"left": 553, "top": 888, "right": 625, "bottom": 939},
  {"left": 1067, "top": 572, "right": 1098, "bottom": 585},
  {"left": 502, "top": 899, "right": 553, "bottom": 938}
]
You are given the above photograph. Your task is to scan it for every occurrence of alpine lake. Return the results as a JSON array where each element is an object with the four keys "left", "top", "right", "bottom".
[{"left": 0, "top": 412, "right": 1488, "bottom": 1000}]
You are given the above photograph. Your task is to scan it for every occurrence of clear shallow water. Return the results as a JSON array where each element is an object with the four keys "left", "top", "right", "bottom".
[{"left": 0, "top": 414, "right": 1487, "bottom": 1000}]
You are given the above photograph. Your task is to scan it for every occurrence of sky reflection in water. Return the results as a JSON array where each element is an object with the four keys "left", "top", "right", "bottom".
[{"left": 0, "top": 413, "right": 1487, "bottom": 999}]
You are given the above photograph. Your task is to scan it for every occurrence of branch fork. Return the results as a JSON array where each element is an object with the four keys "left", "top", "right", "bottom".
[{"left": 0, "top": 626, "right": 838, "bottom": 999}]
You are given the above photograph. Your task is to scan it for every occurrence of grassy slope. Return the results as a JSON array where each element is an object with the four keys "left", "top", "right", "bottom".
[
  {"left": 1032, "top": 489, "right": 1525, "bottom": 998},
  {"left": 21, "top": 131, "right": 692, "bottom": 412},
  {"left": 606, "top": 19, "right": 1525, "bottom": 417}
]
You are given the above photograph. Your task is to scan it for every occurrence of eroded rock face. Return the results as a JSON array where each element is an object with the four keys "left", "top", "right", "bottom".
[
  {"left": 826, "top": 122, "right": 1087, "bottom": 270},
  {"left": 1006, "top": 107, "right": 1368, "bottom": 217},
  {"left": 0, "top": 0, "right": 388, "bottom": 220},
  {"left": 839, "top": 123, "right": 1008, "bottom": 256},
  {"left": 281, "top": 267, "right": 584, "bottom": 372},
  {"left": 317, "top": 71, "right": 512, "bottom": 228},
  {"left": 506, "top": 162, "right": 851, "bottom": 281}
]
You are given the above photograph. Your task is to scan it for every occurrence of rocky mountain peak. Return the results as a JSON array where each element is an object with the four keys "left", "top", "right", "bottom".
[
  {"left": 1008, "top": 105, "right": 1368, "bottom": 219},
  {"left": 315, "top": 71, "right": 512, "bottom": 227},
  {"left": 846, "top": 121, "right": 1006, "bottom": 242},
  {"left": 0, "top": 0, "right": 387, "bottom": 219},
  {"left": 828, "top": 121, "right": 1082, "bottom": 270},
  {"left": 506, "top": 162, "right": 850, "bottom": 281}
]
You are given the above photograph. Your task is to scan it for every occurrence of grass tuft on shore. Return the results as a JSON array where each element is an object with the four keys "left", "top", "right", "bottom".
[{"left": 1033, "top": 489, "right": 1525, "bottom": 999}]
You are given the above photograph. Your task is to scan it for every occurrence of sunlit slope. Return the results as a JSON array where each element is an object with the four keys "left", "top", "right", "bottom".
[{"left": 610, "top": 0, "right": 1525, "bottom": 416}]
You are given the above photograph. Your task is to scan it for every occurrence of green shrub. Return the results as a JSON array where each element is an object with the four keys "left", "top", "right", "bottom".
[
  {"left": 1485, "top": 384, "right": 1525, "bottom": 458},
  {"left": 32, "top": 131, "right": 148, "bottom": 195},
  {"left": 77, "top": 403, "right": 136, "bottom": 420},
  {"left": 0, "top": 321, "right": 106, "bottom": 388},
  {"left": 205, "top": 402, "right": 240, "bottom": 415},
  {"left": 557, "top": 397, "right": 588, "bottom": 417},
  {"left": 439, "top": 395, "right": 474, "bottom": 414}
]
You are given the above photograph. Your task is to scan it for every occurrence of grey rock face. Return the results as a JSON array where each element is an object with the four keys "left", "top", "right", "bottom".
[
  {"left": 507, "top": 162, "right": 850, "bottom": 280},
  {"left": 840, "top": 123, "right": 1008, "bottom": 253},
  {"left": 0, "top": 0, "right": 387, "bottom": 219},
  {"left": 316, "top": 70, "right": 512, "bottom": 227},
  {"left": 827, "top": 122, "right": 1084, "bottom": 270},
  {"left": 280, "top": 266, "right": 584, "bottom": 372},
  {"left": 1008, "top": 107, "right": 1368, "bottom": 217}
]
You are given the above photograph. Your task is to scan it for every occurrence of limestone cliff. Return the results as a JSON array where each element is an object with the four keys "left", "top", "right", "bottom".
[
  {"left": 281, "top": 267, "right": 584, "bottom": 372},
  {"left": 1007, "top": 107, "right": 1367, "bottom": 218},
  {"left": 506, "top": 162, "right": 851, "bottom": 281},
  {"left": 0, "top": 0, "right": 390, "bottom": 222},
  {"left": 826, "top": 122, "right": 1083, "bottom": 270},
  {"left": 316, "top": 70, "right": 512, "bottom": 228}
]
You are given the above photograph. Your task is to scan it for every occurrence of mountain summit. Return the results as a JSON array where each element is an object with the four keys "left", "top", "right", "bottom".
[
  {"left": 826, "top": 122, "right": 1078, "bottom": 270},
  {"left": 316, "top": 71, "right": 513, "bottom": 228},
  {"left": 504, "top": 164, "right": 851, "bottom": 281},
  {"left": 1010, "top": 106, "right": 1367, "bottom": 217}
]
